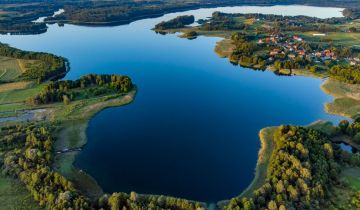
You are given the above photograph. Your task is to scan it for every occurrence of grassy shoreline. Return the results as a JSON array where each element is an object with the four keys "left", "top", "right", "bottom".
[
  {"left": 53, "top": 89, "right": 137, "bottom": 200},
  {"left": 218, "top": 127, "right": 278, "bottom": 208}
]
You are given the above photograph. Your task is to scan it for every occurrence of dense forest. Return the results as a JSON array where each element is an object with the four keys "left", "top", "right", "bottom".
[
  {"left": 28, "top": 74, "right": 133, "bottom": 105},
  {"left": 225, "top": 125, "right": 342, "bottom": 209},
  {"left": 0, "top": 43, "right": 66, "bottom": 82},
  {"left": 154, "top": 15, "right": 195, "bottom": 30},
  {"left": 330, "top": 65, "right": 360, "bottom": 84},
  {"left": 1, "top": 123, "right": 90, "bottom": 209}
]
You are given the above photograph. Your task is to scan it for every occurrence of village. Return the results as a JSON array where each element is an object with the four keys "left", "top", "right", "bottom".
[{"left": 257, "top": 33, "right": 360, "bottom": 66}]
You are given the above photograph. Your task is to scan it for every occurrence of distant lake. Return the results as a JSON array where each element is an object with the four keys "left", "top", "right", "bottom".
[{"left": 0, "top": 5, "right": 344, "bottom": 202}]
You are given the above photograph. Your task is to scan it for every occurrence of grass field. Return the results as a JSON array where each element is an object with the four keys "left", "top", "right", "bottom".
[
  {"left": 342, "top": 167, "right": 360, "bottom": 191},
  {"left": 0, "top": 174, "right": 41, "bottom": 210},
  {"left": 214, "top": 39, "right": 235, "bottom": 58},
  {"left": 321, "top": 80, "right": 360, "bottom": 118},
  {"left": 308, "top": 120, "right": 338, "bottom": 136},
  {"left": 300, "top": 31, "right": 360, "bottom": 48},
  {"left": 0, "top": 56, "right": 30, "bottom": 82},
  {"left": 0, "top": 83, "right": 44, "bottom": 105}
]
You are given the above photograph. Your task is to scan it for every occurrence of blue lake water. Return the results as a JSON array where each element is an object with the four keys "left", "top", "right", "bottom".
[{"left": 0, "top": 5, "right": 344, "bottom": 202}]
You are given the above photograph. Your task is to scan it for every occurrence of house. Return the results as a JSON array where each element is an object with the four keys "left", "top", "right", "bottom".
[
  {"left": 288, "top": 54, "right": 296, "bottom": 59},
  {"left": 293, "top": 35, "right": 303, "bottom": 41},
  {"left": 298, "top": 50, "right": 306, "bottom": 56},
  {"left": 315, "top": 52, "right": 322, "bottom": 57},
  {"left": 313, "top": 33, "right": 326, "bottom": 36}
]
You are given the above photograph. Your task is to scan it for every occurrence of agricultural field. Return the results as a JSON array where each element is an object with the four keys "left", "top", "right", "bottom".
[{"left": 0, "top": 56, "right": 27, "bottom": 82}]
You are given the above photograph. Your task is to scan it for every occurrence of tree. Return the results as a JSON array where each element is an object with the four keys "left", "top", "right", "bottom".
[
  {"left": 63, "top": 95, "right": 71, "bottom": 105},
  {"left": 339, "top": 120, "right": 350, "bottom": 133}
]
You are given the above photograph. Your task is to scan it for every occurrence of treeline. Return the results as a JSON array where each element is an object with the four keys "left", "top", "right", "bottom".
[
  {"left": 228, "top": 33, "right": 266, "bottom": 68},
  {"left": 155, "top": 15, "right": 195, "bottom": 30},
  {"left": 1, "top": 123, "right": 90, "bottom": 209},
  {"left": 338, "top": 118, "right": 360, "bottom": 144},
  {"left": 0, "top": 2, "right": 60, "bottom": 34},
  {"left": 200, "top": 12, "right": 245, "bottom": 31},
  {"left": 0, "top": 43, "right": 66, "bottom": 82},
  {"left": 329, "top": 64, "right": 360, "bottom": 84},
  {"left": 96, "top": 192, "right": 205, "bottom": 210},
  {"left": 28, "top": 74, "right": 133, "bottom": 105},
  {"left": 226, "top": 125, "right": 340, "bottom": 210},
  {"left": 209, "top": 12, "right": 347, "bottom": 33}
]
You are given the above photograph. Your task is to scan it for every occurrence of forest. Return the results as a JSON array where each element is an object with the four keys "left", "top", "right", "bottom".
[
  {"left": 225, "top": 125, "right": 349, "bottom": 210},
  {"left": 0, "top": 43, "right": 66, "bottom": 82},
  {"left": 28, "top": 74, "right": 133, "bottom": 105},
  {"left": 154, "top": 15, "right": 195, "bottom": 30}
]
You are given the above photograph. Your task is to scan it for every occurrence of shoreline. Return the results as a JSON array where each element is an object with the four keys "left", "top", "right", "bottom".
[
  {"left": 44, "top": 3, "right": 346, "bottom": 28},
  {"left": 52, "top": 38, "right": 360, "bottom": 208},
  {"left": 53, "top": 88, "right": 137, "bottom": 200}
]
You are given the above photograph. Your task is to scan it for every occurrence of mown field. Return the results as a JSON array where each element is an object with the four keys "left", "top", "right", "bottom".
[{"left": 0, "top": 56, "right": 26, "bottom": 82}]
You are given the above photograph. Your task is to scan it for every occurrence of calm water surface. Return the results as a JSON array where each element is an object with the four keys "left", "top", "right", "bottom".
[{"left": 0, "top": 5, "right": 344, "bottom": 202}]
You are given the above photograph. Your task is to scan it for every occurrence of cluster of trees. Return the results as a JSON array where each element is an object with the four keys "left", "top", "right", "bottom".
[
  {"left": 212, "top": 12, "right": 347, "bottom": 33},
  {"left": 28, "top": 74, "right": 133, "bottom": 105},
  {"left": 338, "top": 118, "right": 360, "bottom": 144},
  {"left": 0, "top": 43, "right": 66, "bottom": 82},
  {"left": 183, "top": 31, "right": 198, "bottom": 39},
  {"left": 1, "top": 123, "right": 90, "bottom": 209},
  {"left": 228, "top": 33, "right": 266, "bottom": 68},
  {"left": 225, "top": 125, "right": 340, "bottom": 210},
  {"left": 96, "top": 192, "right": 205, "bottom": 210},
  {"left": 330, "top": 64, "right": 360, "bottom": 84},
  {"left": 155, "top": 15, "right": 195, "bottom": 30},
  {"left": 200, "top": 12, "right": 245, "bottom": 31}
]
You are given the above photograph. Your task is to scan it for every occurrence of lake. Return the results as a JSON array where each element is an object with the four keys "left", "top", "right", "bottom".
[{"left": 0, "top": 5, "right": 344, "bottom": 202}]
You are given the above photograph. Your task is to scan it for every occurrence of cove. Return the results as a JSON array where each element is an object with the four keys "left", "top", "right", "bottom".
[{"left": 0, "top": 5, "right": 344, "bottom": 202}]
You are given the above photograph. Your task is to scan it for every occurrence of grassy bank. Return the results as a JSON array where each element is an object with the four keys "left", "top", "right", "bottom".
[
  {"left": 218, "top": 127, "right": 277, "bottom": 208},
  {"left": 321, "top": 80, "right": 360, "bottom": 118},
  {"left": 52, "top": 89, "right": 137, "bottom": 200},
  {"left": 240, "top": 127, "right": 277, "bottom": 198}
]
